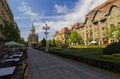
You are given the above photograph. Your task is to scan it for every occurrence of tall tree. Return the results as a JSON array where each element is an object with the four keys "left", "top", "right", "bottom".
[
  {"left": 0, "top": 20, "right": 20, "bottom": 42},
  {"left": 67, "top": 30, "right": 80, "bottom": 44},
  {"left": 47, "top": 39, "right": 53, "bottom": 46},
  {"left": 41, "top": 38, "right": 46, "bottom": 47},
  {"left": 106, "top": 25, "right": 120, "bottom": 41}
]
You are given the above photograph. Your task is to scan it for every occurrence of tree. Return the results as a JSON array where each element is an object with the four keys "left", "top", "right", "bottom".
[
  {"left": 106, "top": 25, "right": 120, "bottom": 41},
  {"left": 18, "top": 37, "right": 27, "bottom": 45},
  {"left": 53, "top": 39, "right": 56, "bottom": 46},
  {"left": 47, "top": 39, "right": 53, "bottom": 46},
  {"left": 41, "top": 38, "right": 46, "bottom": 47},
  {"left": 0, "top": 20, "right": 21, "bottom": 42},
  {"left": 67, "top": 30, "right": 80, "bottom": 45},
  {"left": 55, "top": 39, "right": 62, "bottom": 46}
]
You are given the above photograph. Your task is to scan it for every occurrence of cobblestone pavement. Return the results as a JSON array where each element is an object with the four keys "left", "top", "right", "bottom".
[{"left": 26, "top": 48, "right": 119, "bottom": 79}]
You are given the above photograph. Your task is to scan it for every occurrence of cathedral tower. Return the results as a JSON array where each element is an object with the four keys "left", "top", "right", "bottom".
[{"left": 28, "top": 24, "right": 39, "bottom": 48}]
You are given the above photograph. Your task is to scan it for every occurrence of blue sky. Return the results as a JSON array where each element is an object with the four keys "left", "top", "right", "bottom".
[{"left": 8, "top": 0, "right": 107, "bottom": 41}]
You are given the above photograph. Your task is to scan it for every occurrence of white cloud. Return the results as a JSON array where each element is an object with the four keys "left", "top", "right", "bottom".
[
  {"left": 48, "top": 0, "right": 107, "bottom": 30},
  {"left": 32, "top": 0, "right": 107, "bottom": 39},
  {"left": 17, "top": 2, "right": 42, "bottom": 21},
  {"left": 54, "top": 4, "right": 69, "bottom": 14},
  {"left": 15, "top": 0, "right": 107, "bottom": 40},
  {"left": 90, "top": 0, "right": 107, "bottom": 10}
]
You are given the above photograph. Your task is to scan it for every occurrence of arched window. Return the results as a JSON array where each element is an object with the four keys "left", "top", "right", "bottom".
[
  {"left": 117, "top": 15, "right": 120, "bottom": 21},
  {"left": 110, "top": 17, "right": 114, "bottom": 23}
]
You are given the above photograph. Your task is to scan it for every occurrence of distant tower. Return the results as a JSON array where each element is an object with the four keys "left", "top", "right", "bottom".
[{"left": 28, "top": 24, "right": 39, "bottom": 48}]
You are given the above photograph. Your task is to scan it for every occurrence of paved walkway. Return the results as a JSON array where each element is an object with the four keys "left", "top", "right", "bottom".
[{"left": 26, "top": 48, "right": 118, "bottom": 79}]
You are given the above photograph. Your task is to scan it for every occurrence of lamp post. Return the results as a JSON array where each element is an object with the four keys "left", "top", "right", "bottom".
[{"left": 43, "top": 24, "right": 50, "bottom": 52}]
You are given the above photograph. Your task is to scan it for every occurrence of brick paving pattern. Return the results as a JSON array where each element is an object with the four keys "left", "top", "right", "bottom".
[{"left": 26, "top": 48, "right": 119, "bottom": 79}]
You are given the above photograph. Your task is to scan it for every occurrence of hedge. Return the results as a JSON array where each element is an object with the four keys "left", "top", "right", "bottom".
[{"left": 49, "top": 50, "right": 120, "bottom": 73}]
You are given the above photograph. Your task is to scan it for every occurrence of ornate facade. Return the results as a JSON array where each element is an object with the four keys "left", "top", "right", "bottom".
[
  {"left": 54, "top": 0, "right": 120, "bottom": 45},
  {"left": 83, "top": 0, "right": 120, "bottom": 45},
  {"left": 28, "top": 24, "right": 39, "bottom": 47},
  {"left": 54, "top": 27, "right": 70, "bottom": 45}
]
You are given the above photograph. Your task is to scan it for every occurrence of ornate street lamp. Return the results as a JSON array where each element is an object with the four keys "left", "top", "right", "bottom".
[{"left": 43, "top": 24, "right": 50, "bottom": 52}]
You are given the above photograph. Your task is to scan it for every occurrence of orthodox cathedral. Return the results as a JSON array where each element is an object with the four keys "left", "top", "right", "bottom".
[{"left": 28, "top": 24, "right": 39, "bottom": 48}]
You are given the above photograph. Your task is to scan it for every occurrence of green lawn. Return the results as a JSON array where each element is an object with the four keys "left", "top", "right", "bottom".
[
  {"left": 46, "top": 47, "right": 120, "bottom": 72},
  {"left": 50, "top": 47, "right": 120, "bottom": 63}
]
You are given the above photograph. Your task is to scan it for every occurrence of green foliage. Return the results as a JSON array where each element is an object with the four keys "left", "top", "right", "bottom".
[
  {"left": 47, "top": 39, "right": 54, "bottom": 46},
  {"left": 67, "top": 30, "right": 80, "bottom": 44},
  {"left": 103, "top": 42, "right": 120, "bottom": 55},
  {"left": 79, "top": 39, "right": 84, "bottom": 44},
  {"left": 18, "top": 38, "right": 27, "bottom": 45},
  {"left": 0, "top": 20, "right": 21, "bottom": 42},
  {"left": 55, "top": 39, "right": 62, "bottom": 46},
  {"left": 69, "top": 45, "right": 104, "bottom": 48},
  {"left": 49, "top": 48, "right": 120, "bottom": 73},
  {"left": 41, "top": 38, "right": 46, "bottom": 47},
  {"left": 106, "top": 25, "right": 120, "bottom": 39},
  {"left": 99, "top": 53, "right": 120, "bottom": 60},
  {"left": 87, "top": 38, "right": 93, "bottom": 43},
  {"left": 112, "top": 53, "right": 120, "bottom": 57},
  {"left": 99, "top": 55, "right": 113, "bottom": 59},
  {"left": 53, "top": 39, "right": 56, "bottom": 45}
]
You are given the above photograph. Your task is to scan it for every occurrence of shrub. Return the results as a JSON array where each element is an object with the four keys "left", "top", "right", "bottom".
[
  {"left": 49, "top": 50, "right": 120, "bottom": 73},
  {"left": 99, "top": 55, "right": 113, "bottom": 59},
  {"left": 112, "top": 53, "right": 120, "bottom": 57},
  {"left": 103, "top": 42, "right": 120, "bottom": 55}
]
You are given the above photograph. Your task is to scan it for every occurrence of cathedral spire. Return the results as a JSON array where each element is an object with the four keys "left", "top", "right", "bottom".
[
  {"left": 30, "top": 24, "right": 35, "bottom": 34},
  {"left": 31, "top": 23, "right": 35, "bottom": 31}
]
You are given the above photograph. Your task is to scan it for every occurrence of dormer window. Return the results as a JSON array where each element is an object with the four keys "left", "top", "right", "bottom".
[
  {"left": 93, "top": 21, "right": 98, "bottom": 25},
  {"left": 100, "top": 18, "right": 106, "bottom": 23}
]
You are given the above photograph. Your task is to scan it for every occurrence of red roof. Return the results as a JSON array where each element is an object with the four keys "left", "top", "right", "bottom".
[
  {"left": 72, "top": 22, "right": 84, "bottom": 29},
  {"left": 86, "top": 0, "right": 119, "bottom": 19},
  {"left": 79, "top": 22, "right": 84, "bottom": 27},
  {"left": 72, "top": 22, "right": 80, "bottom": 29},
  {"left": 58, "top": 27, "right": 70, "bottom": 35}
]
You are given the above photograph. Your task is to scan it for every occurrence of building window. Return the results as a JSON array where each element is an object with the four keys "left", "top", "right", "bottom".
[
  {"left": 118, "top": 22, "right": 120, "bottom": 26},
  {"left": 117, "top": 15, "right": 120, "bottom": 21},
  {"left": 89, "top": 25, "right": 92, "bottom": 28},
  {"left": 86, "top": 26, "right": 88, "bottom": 29},
  {"left": 102, "top": 27, "right": 105, "bottom": 30},
  {"left": 90, "top": 30, "right": 93, "bottom": 37},
  {"left": 94, "top": 28, "right": 97, "bottom": 32},
  {"left": 93, "top": 21, "right": 98, "bottom": 25},
  {"left": 103, "top": 33, "right": 105, "bottom": 36},
  {"left": 110, "top": 17, "right": 114, "bottom": 23},
  {"left": 110, "top": 24, "right": 114, "bottom": 27},
  {"left": 100, "top": 18, "right": 106, "bottom": 23}
]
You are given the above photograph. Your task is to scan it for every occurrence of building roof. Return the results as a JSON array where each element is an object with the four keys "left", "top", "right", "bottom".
[
  {"left": 72, "top": 22, "right": 80, "bottom": 29},
  {"left": 79, "top": 22, "right": 84, "bottom": 27},
  {"left": 86, "top": 0, "right": 119, "bottom": 19},
  {"left": 58, "top": 27, "right": 70, "bottom": 35},
  {"left": 72, "top": 22, "right": 84, "bottom": 29}
]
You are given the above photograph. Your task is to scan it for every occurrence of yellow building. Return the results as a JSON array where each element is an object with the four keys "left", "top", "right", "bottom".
[
  {"left": 72, "top": 22, "right": 85, "bottom": 40},
  {"left": 54, "top": 27, "right": 70, "bottom": 45},
  {"left": 84, "top": 0, "right": 120, "bottom": 45},
  {"left": 28, "top": 24, "right": 39, "bottom": 47},
  {"left": 72, "top": 0, "right": 120, "bottom": 45},
  {"left": 54, "top": 0, "right": 120, "bottom": 45}
]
